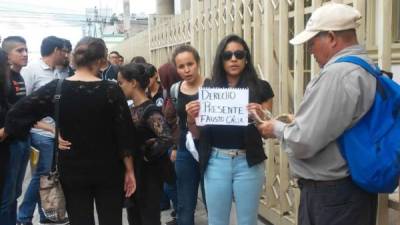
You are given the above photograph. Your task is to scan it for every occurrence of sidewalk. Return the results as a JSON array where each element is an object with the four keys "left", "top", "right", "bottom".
[{"left": 20, "top": 165, "right": 267, "bottom": 225}]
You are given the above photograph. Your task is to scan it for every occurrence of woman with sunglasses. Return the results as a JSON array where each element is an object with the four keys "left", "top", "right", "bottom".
[{"left": 186, "top": 34, "right": 274, "bottom": 225}]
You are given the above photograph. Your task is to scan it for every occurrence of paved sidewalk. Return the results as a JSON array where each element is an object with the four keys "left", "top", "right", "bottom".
[
  {"left": 20, "top": 165, "right": 267, "bottom": 225},
  {"left": 21, "top": 165, "right": 399, "bottom": 225}
]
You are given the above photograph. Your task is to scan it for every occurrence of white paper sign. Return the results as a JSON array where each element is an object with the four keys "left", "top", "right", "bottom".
[{"left": 198, "top": 87, "right": 249, "bottom": 126}]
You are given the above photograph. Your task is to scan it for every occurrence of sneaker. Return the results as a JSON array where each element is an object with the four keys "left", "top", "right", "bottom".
[
  {"left": 39, "top": 218, "right": 70, "bottom": 225},
  {"left": 165, "top": 217, "right": 177, "bottom": 225},
  {"left": 170, "top": 210, "right": 176, "bottom": 218},
  {"left": 16, "top": 222, "right": 33, "bottom": 225}
]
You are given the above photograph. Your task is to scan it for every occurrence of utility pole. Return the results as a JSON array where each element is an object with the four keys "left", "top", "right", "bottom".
[
  {"left": 94, "top": 7, "right": 98, "bottom": 37},
  {"left": 123, "top": 0, "right": 130, "bottom": 36},
  {"left": 86, "top": 6, "right": 106, "bottom": 37}
]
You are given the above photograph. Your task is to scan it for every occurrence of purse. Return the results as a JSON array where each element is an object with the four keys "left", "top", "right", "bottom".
[{"left": 39, "top": 79, "right": 67, "bottom": 221}]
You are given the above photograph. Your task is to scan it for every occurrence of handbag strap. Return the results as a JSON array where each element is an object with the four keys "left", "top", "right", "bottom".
[{"left": 51, "top": 79, "right": 64, "bottom": 173}]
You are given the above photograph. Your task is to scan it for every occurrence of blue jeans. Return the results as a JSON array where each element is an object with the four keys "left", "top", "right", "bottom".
[
  {"left": 204, "top": 148, "right": 265, "bottom": 225},
  {"left": 18, "top": 133, "right": 54, "bottom": 223},
  {"left": 175, "top": 147, "right": 200, "bottom": 225},
  {"left": 163, "top": 182, "right": 178, "bottom": 211},
  {"left": 0, "top": 137, "right": 30, "bottom": 225},
  {"left": 160, "top": 148, "right": 178, "bottom": 212}
]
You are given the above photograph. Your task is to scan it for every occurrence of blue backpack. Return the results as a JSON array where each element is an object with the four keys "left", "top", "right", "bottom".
[{"left": 335, "top": 56, "right": 400, "bottom": 193}]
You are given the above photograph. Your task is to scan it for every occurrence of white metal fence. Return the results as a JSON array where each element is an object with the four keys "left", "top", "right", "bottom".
[{"left": 148, "top": 0, "right": 400, "bottom": 224}]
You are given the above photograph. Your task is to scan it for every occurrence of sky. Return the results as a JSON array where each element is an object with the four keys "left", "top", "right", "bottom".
[{"left": 0, "top": 0, "right": 156, "bottom": 60}]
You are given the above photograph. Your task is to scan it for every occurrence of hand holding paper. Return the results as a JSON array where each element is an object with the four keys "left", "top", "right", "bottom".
[{"left": 198, "top": 87, "right": 249, "bottom": 126}]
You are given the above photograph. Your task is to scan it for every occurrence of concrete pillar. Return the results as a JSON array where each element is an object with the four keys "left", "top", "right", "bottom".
[
  {"left": 180, "top": 0, "right": 191, "bottom": 12},
  {"left": 156, "top": 0, "right": 174, "bottom": 14},
  {"left": 123, "top": 0, "right": 130, "bottom": 32}
]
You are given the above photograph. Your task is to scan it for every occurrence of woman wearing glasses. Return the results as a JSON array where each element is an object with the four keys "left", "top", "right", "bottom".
[{"left": 186, "top": 34, "right": 274, "bottom": 225}]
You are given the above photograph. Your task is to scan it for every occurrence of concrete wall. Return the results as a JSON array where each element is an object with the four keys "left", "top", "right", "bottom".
[
  {"left": 156, "top": 0, "right": 174, "bottom": 14},
  {"left": 392, "top": 65, "right": 400, "bottom": 84},
  {"left": 109, "top": 30, "right": 150, "bottom": 64},
  {"left": 180, "top": 0, "right": 190, "bottom": 12}
]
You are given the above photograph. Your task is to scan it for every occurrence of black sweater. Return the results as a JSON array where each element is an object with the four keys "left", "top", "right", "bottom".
[{"left": 5, "top": 79, "right": 138, "bottom": 181}]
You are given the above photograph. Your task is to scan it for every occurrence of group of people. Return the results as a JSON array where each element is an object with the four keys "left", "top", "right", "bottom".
[{"left": 0, "top": 3, "right": 384, "bottom": 225}]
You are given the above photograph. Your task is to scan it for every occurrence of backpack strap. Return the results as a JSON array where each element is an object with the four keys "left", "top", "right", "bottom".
[
  {"left": 335, "top": 56, "right": 381, "bottom": 78},
  {"left": 335, "top": 55, "right": 386, "bottom": 98},
  {"left": 52, "top": 79, "right": 64, "bottom": 173},
  {"left": 170, "top": 81, "right": 182, "bottom": 108}
]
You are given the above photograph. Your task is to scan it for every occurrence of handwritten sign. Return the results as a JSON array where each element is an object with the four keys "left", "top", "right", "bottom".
[{"left": 198, "top": 87, "right": 249, "bottom": 126}]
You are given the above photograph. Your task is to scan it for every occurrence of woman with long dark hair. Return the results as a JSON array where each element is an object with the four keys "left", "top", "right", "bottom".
[
  {"left": 117, "top": 63, "right": 173, "bottom": 225},
  {"left": 0, "top": 49, "right": 10, "bottom": 205},
  {"left": 186, "top": 34, "right": 274, "bottom": 225},
  {"left": 3, "top": 37, "right": 137, "bottom": 225}
]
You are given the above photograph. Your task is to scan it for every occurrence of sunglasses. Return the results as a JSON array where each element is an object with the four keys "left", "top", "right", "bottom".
[{"left": 222, "top": 50, "right": 246, "bottom": 61}]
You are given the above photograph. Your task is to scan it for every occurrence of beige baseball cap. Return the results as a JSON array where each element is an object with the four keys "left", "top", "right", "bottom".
[{"left": 290, "top": 3, "right": 362, "bottom": 45}]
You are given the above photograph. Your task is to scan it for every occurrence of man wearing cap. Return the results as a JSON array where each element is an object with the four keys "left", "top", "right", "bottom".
[{"left": 256, "top": 3, "right": 377, "bottom": 225}]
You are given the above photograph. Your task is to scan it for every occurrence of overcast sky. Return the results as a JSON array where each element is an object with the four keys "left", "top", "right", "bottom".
[{"left": 0, "top": 0, "right": 157, "bottom": 60}]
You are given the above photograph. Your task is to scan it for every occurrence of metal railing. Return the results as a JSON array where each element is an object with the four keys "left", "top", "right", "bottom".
[{"left": 148, "top": 1, "right": 400, "bottom": 224}]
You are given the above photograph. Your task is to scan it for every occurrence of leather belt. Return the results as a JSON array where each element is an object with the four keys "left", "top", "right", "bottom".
[
  {"left": 297, "top": 177, "right": 351, "bottom": 188},
  {"left": 212, "top": 148, "right": 246, "bottom": 157}
]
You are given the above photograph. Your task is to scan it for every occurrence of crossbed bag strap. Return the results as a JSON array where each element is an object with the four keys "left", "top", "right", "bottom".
[
  {"left": 170, "top": 81, "right": 182, "bottom": 108},
  {"left": 51, "top": 79, "right": 64, "bottom": 173}
]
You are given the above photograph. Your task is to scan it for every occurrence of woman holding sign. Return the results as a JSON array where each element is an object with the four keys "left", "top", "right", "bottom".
[
  {"left": 186, "top": 34, "right": 274, "bottom": 225},
  {"left": 171, "top": 45, "right": 205, "bottom": 225}
]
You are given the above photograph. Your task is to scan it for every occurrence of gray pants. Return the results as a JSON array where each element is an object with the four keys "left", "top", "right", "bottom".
[{"left": 297, "top": 177, "right": 377, "bottom": 225}]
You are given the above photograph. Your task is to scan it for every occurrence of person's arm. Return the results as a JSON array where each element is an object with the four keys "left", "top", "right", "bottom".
[
  {"left": 110, "top": 84, "right": 139, "bottom": 158},
  {"left": 258, "top": 68, "right": 364, "bottom": 159},
  {"left": 20, "top": 66, "right": 35, "bottom": 95},
  {"left": 248, "top": 99, "right": 273, "bottom": 123},
  {"left": 145, "top": 111, "right": 174, "bottom": 156},
  {"left": 248, "top": 80, "right": 275, "bottom": 122},
  {"left": 109, "top": 84, "right": 139, "bottom": 196},
  {"left": 34, "top": 122, "right": 74, "bottom": 150},
  {"left": 262, "top": 98, "right": 273, "bottom": 112},
  {"left": 0, "top": 128, "right": 6, "bottom": 142},
  {"left": 4, "top": 80, "right": 58, "bottom": 138},
  {"left": 185, "top": 100, "right": 200, "bottom": 139},
  {"left": 123, "top": 156, "right": 136, "bottom": 197}
]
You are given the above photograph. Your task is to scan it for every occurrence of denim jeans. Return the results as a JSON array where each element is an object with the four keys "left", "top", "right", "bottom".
[
  {"left": 162, "top": 182, "right": 178, "bottom": 211},
  {"left": 175, "top": 147, "right": 200, "bottom": 225},
  {"left": 18, "top": 133, "right": 54, "bottom": 223},
  {"left": 204, "top": 148, "right": 265, "bottom": 225},
  {"left": 160, "top": 187, "right": 171, "bottom": 210},
  {"left": 0, "top": 137, "right": 30, "bottom": 225},
  {"left": 160, "top": 148, "right": 178, "bottom": 212}
]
